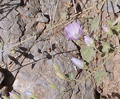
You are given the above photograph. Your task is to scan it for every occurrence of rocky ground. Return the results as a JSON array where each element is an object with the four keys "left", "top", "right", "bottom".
[{"left": 0, "top": 0, "right": 120, "bottom": 99}]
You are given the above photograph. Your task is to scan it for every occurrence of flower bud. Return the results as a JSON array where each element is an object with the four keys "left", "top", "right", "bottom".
[
  {"left": 71, "top": 57, "right": 83, "bottom": 69},
  {"left": 84, "top": 35, "right": 94, "bottom": 46}
]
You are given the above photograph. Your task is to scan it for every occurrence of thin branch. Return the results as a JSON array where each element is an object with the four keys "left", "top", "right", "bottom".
[
  {"left": 52, "top": 0, "right": 60, "bottom": 24},
  {"left": 72, "top": 0, "right": 77, "bottom": 13}
]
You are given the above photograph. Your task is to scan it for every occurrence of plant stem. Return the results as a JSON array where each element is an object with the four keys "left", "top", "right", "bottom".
[{"left": 93, "top": 46, "right": 102, "bottom": 54}]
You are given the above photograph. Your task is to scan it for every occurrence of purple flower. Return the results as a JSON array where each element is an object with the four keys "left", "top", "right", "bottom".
[
  {"left": 102, "top": 25, "right": 113, "bottom": 35},
  {"left": 102, "top": 25, "right": 109, "bottom": 33},
  {"left": 71, "top": 57, "right": 83, "bottom": 69},
  {"left": 64, "top": 21, "right": 83, "bottom": 40},
  {"left": 84, "top": 35, "right": 94, "bottom": 46}
]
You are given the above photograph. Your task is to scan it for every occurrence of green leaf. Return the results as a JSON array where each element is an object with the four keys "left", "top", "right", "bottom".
[
  {"left": 107, "top": 19, "right": 114, "bottom": 27},
  {"left": 53, "top": 63, "right": 61, "bottom": 73},
  {"left": 94, "top": 70, "right": 107, "bottom": 86},
  {"left": 102, "top": 42, "right": 110, "bottom": 53},
  {"left": 89, "top": 16, "right": 100, "bottom": 32},
  {"left": 105, "top": 27, "right": 113, "bottom": 35},
  {"left": 56, "top": 72, "right": 66, "bottom": 80},
  {"left": 53, "top": 63, "right": 67, "bottom": 80},
  {"left": 80, "top": 46, "right": 96, "bottom": 63},
  {"left": 48, "top": 81, "right": 58, "bottom": 89}
]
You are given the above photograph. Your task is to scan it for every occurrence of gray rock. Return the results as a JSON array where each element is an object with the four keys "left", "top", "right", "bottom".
[
  {"left": 10, "top": 22, "right": 22, "bottom": 35},
  {"left": 7, "top": 9, "right": 19, "bottom": 20},
  {"left": 105, "top": 60, "right": 114, "bottom": 73},
  {"left": 74, "top": 71, "right": 95, "bottom": 99},
  {"left": 95, "top": 0, "right": 120, "bottom": 13},
  {"left": 0, "top": 0, "right": 10, "bottom": 4},
  {"left": 9, "top": 0, "right": 20, "bottom": 5},
  {"left": 0, "top": 19, "right": 13, "bottom": 30},
  {"left": 25, "top": 20, "right": 36, "bottom": 31},
  {"left": 20, "top": 70, "right": 31, "bottom": 79},
  {"left": 102, "top": 0, "right": 120, "bottom": 13},
  {"left": 36, "top": 13, "right": 49, "bottom": 23},
  {"left": 24, "top": 8, "right": 37, "bottom": 17},
  {"left": 22, "top": 0, "right": 41, "bottom": 17},
  {"left": 16, "top": 7, "right": 26, "bottom": 15}
]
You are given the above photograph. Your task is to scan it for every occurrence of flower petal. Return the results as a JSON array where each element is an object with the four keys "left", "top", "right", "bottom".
[
  {"left": 84, "top": 36, "right": 94, "bottom": 46},
  {"left": 72, "top": 21, "right": 80, "bottom": 33},
  {"left": 65, "top": 30, "right": 76, "bottom": 40},
  {"left": 71, "top": 57, "right": 83, "bottom": 69},
  {"left": 78, "top": 26, "right": 83, "bottom": 36},
  {"left": 64, "top": 21, "right": 82, "bottom": 40},
  {"left": 102, "top": 25, "right": 108, "bottom": 33}
]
